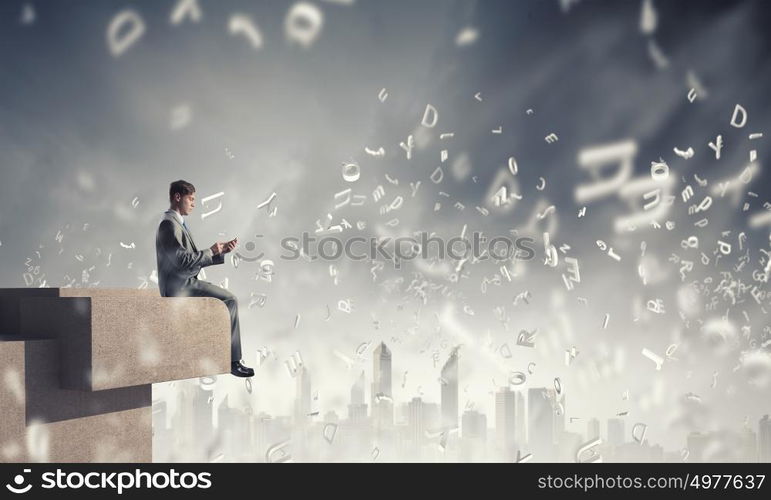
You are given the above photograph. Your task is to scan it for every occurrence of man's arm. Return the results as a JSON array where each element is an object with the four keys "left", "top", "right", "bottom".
[
  {"left": 211, "top": 251, "right": 225, "bottom": 266},
  {"left": 158, "top": 219, "right": 217, "bottom": 271},
  {"left": 208, "top": 238, "right": 237, "bottom": 267}
]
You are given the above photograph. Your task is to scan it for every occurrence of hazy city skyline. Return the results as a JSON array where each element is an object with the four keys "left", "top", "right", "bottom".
[{"left": 154, "top": 342, "right": 771, "bottom": 462}]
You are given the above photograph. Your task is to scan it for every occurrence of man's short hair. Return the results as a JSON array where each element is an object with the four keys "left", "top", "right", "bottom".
[{"left": 169, "top": 180, "right": 195, "bottom": 202}]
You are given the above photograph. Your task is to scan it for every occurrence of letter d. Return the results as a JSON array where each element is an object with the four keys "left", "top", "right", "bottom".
[{"left": 730, "top": 104, "right": 747, "bottom": 128}]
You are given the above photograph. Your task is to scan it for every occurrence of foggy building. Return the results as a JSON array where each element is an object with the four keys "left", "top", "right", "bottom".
[
  {"left": 495, "top": 387, "right": 518, "bottom": 458},
  {"left": 371, "top": 342, "right": 393, "bottom": 428},
  {"left": 408, "top": 397, "right": 425, "bottom": 447},
  {"left": 587, "top": 418, "right": 600, "bottom": 441},
  {"left": 441, "top": 347, "right": 459, "bottom": 430},
  {"left": 294, "top": 364, "right": 312, "bottom": 426},
  {"left": 528, "top": 388, "right": 555, "bottom": 461},
  {"left": 348, "top": 370, "right": 368, "bottom": 424},
  {"left": 607, "top": 418, "right": 625, "bottom": 447},
  {"left": 759, "top": 415, "right": 771, "bottom": 463}
]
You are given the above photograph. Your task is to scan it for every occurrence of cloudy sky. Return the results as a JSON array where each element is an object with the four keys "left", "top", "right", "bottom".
[{"left": 1, "top": 0, "right": 770, "bottom": 457}]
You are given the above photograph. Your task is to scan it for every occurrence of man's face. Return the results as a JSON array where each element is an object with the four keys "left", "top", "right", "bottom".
[{"left": 177, "top": 193, "right": 195, "bottom": 216}]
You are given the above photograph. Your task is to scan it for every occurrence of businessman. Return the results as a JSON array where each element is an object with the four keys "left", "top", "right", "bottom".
[{"left": 155, "top": 179, "right": 254, "bottom": 377}]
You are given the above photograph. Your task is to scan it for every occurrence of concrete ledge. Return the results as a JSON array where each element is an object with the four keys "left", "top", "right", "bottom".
[
  {"left": 0, "top": 287, "right": 233, "bottom": 462},
  {"left": 16, "top": 292, "right": 230, "bottom": 390}
]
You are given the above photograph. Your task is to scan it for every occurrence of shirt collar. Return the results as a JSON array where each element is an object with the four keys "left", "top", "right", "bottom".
[{"left": 167, "top": 209, "right": 185, "bottom": 226}]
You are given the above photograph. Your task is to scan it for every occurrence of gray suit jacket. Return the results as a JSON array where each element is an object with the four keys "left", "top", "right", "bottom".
[{"left": 155, "top": 209, "right": 224, "bottom": 297}]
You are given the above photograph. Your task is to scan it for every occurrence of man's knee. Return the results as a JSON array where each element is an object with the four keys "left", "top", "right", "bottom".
[{"left": 223, "top": 292, "right": 238, "bottom": 308}]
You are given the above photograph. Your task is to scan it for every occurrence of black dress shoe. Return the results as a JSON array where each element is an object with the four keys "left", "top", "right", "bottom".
[{"left": 231, "top": 361, "right": 254, "bottom": 378}]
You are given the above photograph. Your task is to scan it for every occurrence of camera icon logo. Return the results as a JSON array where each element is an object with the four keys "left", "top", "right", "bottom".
[
  {"left": 234, "top": 234, "right": 264, "bottom": 264},
  {"left": 6, "top": 469, "right": 32, "bottom": 494}
]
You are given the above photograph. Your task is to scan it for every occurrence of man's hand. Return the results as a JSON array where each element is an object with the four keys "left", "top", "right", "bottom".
[
  {"left": 210, "top": 242, "right": 225, "bottom": 256},
  {"left": 210, "top": 238, "right": 237, "bottom": 256},
  {"left": 223, "top": 238, "right": 237, "bottom": 254}
]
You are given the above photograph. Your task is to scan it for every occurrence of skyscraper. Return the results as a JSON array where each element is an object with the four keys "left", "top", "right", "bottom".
[
  {"left": 740, "top": 426, "right": 758, "bottom": 462},
  {"left": 760, "top": 415, "right": 771, "bottom": 463},
  {"left": 153, "top": 399, "right": 168, "bottom": 432},
  {"left": 152, "top": 400, "right": 169, "bottom": 461},
  {"left": 514, "top": 391, "right": 526, "bottom": 446},
  {"left": 549, "top": 389, "right": 565, "bottom": 440},
  {"left": 496, "top": 387, "right": 517, "bottom": 457},
  {"left": 219, "top": 400, "right": 251, "bottom": 461},
  {"left": 351, "top": 370, "right": 365, "bottom": 405},
  {"left": 607, "top": 418, "right": 625, "bottom": 447},
  {"left": 461, "top": 409, "right": 487, "bottom": 462},
  {"left": 528, "top": 388, "right": 555, "bottom": 461},
  {"left": 294, "top": 363, "right": 312, "bottom": 425},
  {"left": 587, "top": 418, "right": 600, "bottom": 441},
  {"left": 251, "top": 412, "right": 272, "bottom": 462},
  {"left": 216, "top": 395, "right": 237, "bottom": 460},
  {"left": 441, "top": 347, "right": 459, "bottom": 430},
  {"left": 372, "top": 342, "right": 393, "bottom": 428},
  {"left": 408, "top": 397, "right": 425, "bottom": 446},
  {"left": 348, "top": 370, "right": 368, "bottom": 424},
  {"left": 423, "top": 402, "right": 441, "bottom": 432},
  {"left": 462, "top": 410, "right": 487, "bottom": 440},
  {"left": 191, "top": 383, "right": 214, "bottom": 459},
  {"left": 687, "top": 431, "right": 711, "bottom": 463}
]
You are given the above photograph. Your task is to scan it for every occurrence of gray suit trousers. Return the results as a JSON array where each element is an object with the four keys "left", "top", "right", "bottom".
[{"left": 175, "top": 279, "right": 243, "bottom": 363}]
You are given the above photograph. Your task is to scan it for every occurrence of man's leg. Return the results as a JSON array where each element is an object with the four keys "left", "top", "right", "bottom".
[{"left": 184, "top": 280, "right": 243, "bottom": 363}]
